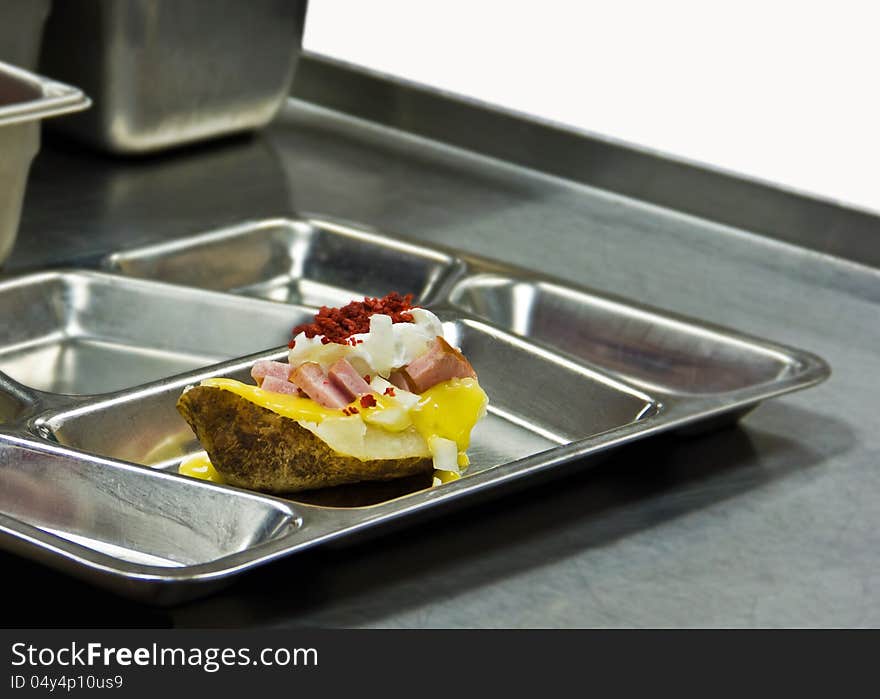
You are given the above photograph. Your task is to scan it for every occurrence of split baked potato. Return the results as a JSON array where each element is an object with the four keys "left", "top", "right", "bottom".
[{"left": 176, "top": 384, "right": 433, "bottom": 494}]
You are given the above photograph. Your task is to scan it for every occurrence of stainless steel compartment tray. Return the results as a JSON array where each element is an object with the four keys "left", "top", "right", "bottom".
[
  {"left": 0, "top": 0, "right": 51, "bottom": 70},
  {"left": 0, "top": 220, "right": 829, "bottom": 603}
]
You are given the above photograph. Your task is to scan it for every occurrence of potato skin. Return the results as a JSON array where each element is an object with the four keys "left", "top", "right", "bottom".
[{"left": 176, "top": 385, "right": 433, "bottom": 494}]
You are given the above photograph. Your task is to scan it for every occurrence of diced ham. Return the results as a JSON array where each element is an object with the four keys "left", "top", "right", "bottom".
[
  {"left": 328, "top": 358, "right": 374, "bottom": 402},
  {"left": 400, "top": 336, "right": 477, "bottom": 393},
  {"left": 290, "top": 362, "right": 351, "bottom": 409},
  {"left": 260, "top": 375, "right": 302, "bottom": 395},
  {"left": 251, "top": 360, "right": 291, "bottom": 386},
  {"left": 388, "top": 369, "right": 415, "bottom": 392}
]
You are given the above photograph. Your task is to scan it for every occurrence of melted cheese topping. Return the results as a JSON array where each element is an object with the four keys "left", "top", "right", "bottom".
[
  {"left": 178, "top": 451, "right": 225, "bottom": 484},
  {"left": 410, "top": 378, "right": 486, "bottom": 453},
  {"left": 197, "top": 378, "right": 345, "bottom": 422}
]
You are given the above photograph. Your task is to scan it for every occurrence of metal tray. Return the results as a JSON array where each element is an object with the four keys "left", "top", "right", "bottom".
[{"left": 0, "top": 219, "right": 829, "bottom": 603}]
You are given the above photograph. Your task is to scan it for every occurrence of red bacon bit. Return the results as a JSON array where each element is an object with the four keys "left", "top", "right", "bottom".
[
  {"left": 384, "top": 387, "right": 396, "bottom": 397},
  {"left": 290, "top": 293, "right": 418, "bottom": 345},
  {"left": 363, "top": 375, "right": 371, "bottom": 383},
  {"left": 288, "top": 339, "right": 296, "bottom": 349},
  {"left": 342, "top": 406, "right": 360, "bottom": 416},
  {"left": 359, "top": 394, "right": 377, "bottom": 408}
]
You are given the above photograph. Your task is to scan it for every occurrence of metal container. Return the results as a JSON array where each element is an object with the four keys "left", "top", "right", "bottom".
[
  {"left": 0, "top": 0, "right": 51, "bottom": 70},
  {"left": 0, "top": 61, "right": 89, "bottom": 265},
  {"left": 39, "top": 0, "right": 308, "bottom": 154}
]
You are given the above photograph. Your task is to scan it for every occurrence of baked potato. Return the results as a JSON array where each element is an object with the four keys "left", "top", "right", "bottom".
[
  {"left": 174, "top": 293, "right": 487, "bottom": 495},
  {"left": 177, "top": 384, "right": 433, "bottom": 494}
]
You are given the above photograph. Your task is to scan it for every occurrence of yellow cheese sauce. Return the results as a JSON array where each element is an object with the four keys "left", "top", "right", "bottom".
[
  {"left": 199, "top": 378, "right": 345, "bottom": 422},
  {"left": 409, "top": 378, "right": 486, "bottom": 453},
  {"left": 433, "top": 469, "right": 461, "bottom": 484},
  {"left": 180, "top": 376, "right": 487, "bottom": 486},
  {"left": 178, "top": 451, "right": 225, "bottom": 484}
]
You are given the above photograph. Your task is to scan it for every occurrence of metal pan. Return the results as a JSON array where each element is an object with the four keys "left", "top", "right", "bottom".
[
  {"left": 0, "top": 0, "right": 51, "bottom": 70},
  {"left": 0, "top": 60, "right": 89, "bottom": 265},
  {"left": 38, "top": 0, "right": 308, "bottom": 154}
]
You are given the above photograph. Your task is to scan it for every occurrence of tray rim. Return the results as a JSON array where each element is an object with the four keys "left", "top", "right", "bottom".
[{"left": 0, "top": 218, "right": 831, "bottom": 603}]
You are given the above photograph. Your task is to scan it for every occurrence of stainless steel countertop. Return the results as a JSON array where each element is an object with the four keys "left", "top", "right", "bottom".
[{"left": 3, "top": 58, "right": 878, "bottom": 627}]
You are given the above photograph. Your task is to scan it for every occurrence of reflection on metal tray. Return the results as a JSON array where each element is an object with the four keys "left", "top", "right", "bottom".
[{"left": 0, "top": 218, "right": 829, "bottom": 604}]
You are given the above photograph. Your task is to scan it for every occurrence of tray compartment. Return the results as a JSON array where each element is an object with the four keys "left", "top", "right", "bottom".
[
  {"left": 0, "top": 440, "right": 298, "bottom": 567},
  {"left": 0, "top": 271, "right": 311, "bottom": 395},
  {"left": 449, "top": 274, "right": 802, "bottom": 397},
  {"left": 446, "top": 319, "right": 657, "bottom": 443},
  {"left": 105, "top": 219, "right": 461, "bottom": 308},
  {"left": 38, "top": 319, "right": 657, "bottom": 504}
]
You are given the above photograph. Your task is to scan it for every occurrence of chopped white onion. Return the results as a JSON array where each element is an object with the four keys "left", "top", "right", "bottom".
[
  {"left": 428, "top": 436, "right": 459, "bottom": 472},
  {"left": 370, "top": 375, "right": 421, "bottom": 409},
  {"left": 288, "top": 308, "right": 445, "bottom": 378}
]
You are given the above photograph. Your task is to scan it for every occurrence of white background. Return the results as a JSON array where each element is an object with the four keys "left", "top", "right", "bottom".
[{"left": 305, "top": 0, "right": 880, "bottom": 214}]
